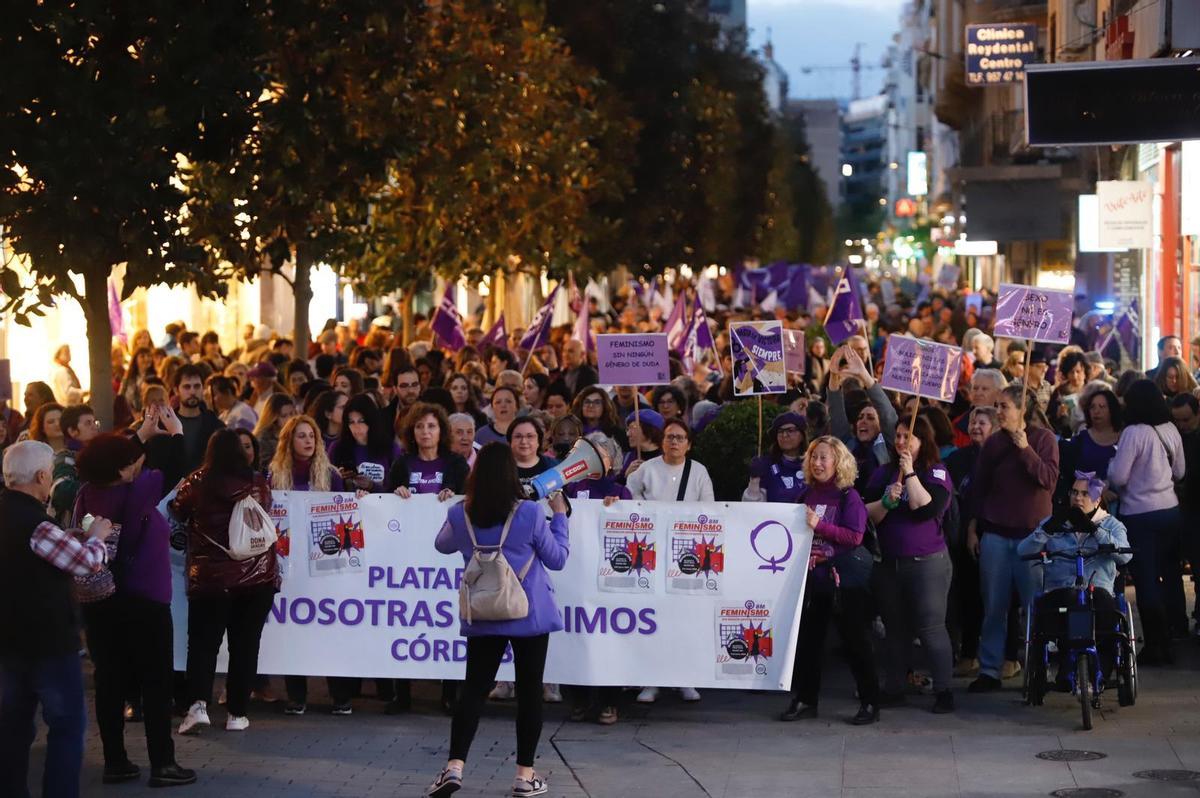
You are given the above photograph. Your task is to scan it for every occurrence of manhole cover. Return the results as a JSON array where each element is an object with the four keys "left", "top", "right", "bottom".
[
  {"left": 1050, "top": 790, "right": 1124, "bottom": 798},
  {"left": 1133, "top": 770, "right": 1200, "bottom": 782},
  {"left": 1037, "top": 750, "right": 1108, "bottom": 762}
]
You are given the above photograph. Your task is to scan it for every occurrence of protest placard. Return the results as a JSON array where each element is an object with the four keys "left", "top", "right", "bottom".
[
  {"left": 879, "top": 336, "right": 964, "bottom": 403},
  {"left": 991, "top": 283, "right": 1074, "bottom": 344},
  {"left": 782, "top": 328, "right": 806, "bottom": 373},
  {"left": 596, "top": 334, "right": 670, "bottom": 386},
  {"left": 730, "top": 321, "right": 786, "bottom": 396}
]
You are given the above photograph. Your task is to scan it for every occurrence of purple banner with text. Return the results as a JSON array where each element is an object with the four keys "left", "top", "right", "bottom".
[
  {"left": 880, "top": 336, "right": 963, "bottom": 402},
  {"left": 991, "top": 283, "right": 1074, "bottom": 344},
  {"left": 730, "top": 321, "right": 787, "bottom": 396},
  {"left": 597, "top": 334, "right": 670, "bottom": 386}
]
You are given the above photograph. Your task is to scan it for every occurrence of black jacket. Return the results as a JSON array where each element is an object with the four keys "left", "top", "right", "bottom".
[{"left": 0, "top": 489, "right": 85, "bottom": 658}]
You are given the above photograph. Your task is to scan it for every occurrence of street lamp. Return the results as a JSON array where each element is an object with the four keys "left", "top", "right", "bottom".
[{"left": 842, "top": 164, "right": 853, "bottom": 177}]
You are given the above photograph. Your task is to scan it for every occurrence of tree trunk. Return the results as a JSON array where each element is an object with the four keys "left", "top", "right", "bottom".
[
  {"left": 292, "top": 247, "right": 313, "bottom": 356},
  {"left": 400, "top": 283, "right": 416, "bottom": 347},
  {"left": 81, "top": 269, "right": 115, "bottom": 431}
]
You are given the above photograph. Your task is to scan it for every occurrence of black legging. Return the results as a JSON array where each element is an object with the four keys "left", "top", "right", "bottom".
[
  {"left": 450, "top": 634, "right": 549, "bottom": 767},
  {"left": 185, "top": 586, "right": 276, "bottom": 717},
  {"left": 791, "top": 585, "right": 878, "bottom": 707},
  {"left": 82, "top": 596, "right": 176, "bottom": 769}
]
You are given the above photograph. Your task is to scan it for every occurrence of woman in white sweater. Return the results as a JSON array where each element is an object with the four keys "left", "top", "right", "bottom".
[
  {"left": 1106, "top": 380, "right": 1187, "bottom": 664},
  {"left": 626, "top": 418, "right": 715, "bottom": 503},
  {"left": 626, "top": 418, "right": 713, "bottom": 703}
]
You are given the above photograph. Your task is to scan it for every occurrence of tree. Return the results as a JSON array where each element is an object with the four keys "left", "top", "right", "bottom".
[
  {"left": 0, "top": 2, "right": 261, "bottom": 428},
  {"left": 338, "top": 1, "right": 632, "bottom": 341},
  {"left": 548, "top": 0, "right": 776, "bottom": 275},
  {"left": 183, "top": 0, "right": 411, "bottom": 352}
]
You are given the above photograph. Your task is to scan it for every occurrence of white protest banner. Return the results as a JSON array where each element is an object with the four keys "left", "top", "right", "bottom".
[
  {"left": 168, "top": 494, "right": 812, "bottom": 690},
  {"left": 596, "top": 333, "right": 670, "bottom": 386},
  {"left": 1097, "top": 180, "right": 1153, "bottom": 249}
]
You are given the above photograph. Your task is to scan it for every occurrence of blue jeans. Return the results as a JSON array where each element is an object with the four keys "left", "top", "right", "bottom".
[
  {"left": 978, "top": 533, "right": 1035, "bottom": 680},
  {"left": 0, "top": 652, "right": 87, "bottom": 798}
]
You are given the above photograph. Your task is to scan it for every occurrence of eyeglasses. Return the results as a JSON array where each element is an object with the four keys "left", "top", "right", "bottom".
[
  {"left": 511, "top": 433, "right": 538, "bottom": 442},
  {"left": 582, "top": 398, "right": 604, "bottom": 407},
  {"left": 1068, "top": 489, "right": 1092, "bottom": 499},
  {"left": 776, "top": 426, "right": 800, "bottom": 435},
  {"left": 397, "top": 381, "right": 420, "bottom": 390},
  {"left": 664, "top": 434, "right": 688, "bottom": 443}
]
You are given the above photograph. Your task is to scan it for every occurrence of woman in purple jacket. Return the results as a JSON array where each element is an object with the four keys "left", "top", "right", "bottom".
[
  {"left": 425, "top": 443, "right": 569, "bottom": 798},
  {"left": 781, "top": 436, "right": 879, "bottom": 726},
  {"left": 74, "top": 406, "right": 196, "bottom": 787},
  {"left": 865, "top": 415, "right": 955, "bottom": 715}
]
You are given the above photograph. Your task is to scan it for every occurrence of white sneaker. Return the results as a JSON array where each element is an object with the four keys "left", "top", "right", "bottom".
[
  {"left": 679, "top": 687, "right": 702, "bottom": 702},
  {"left": 225, "top": 714, "right": 250, "bottom": 731},
  {"left": 178, "top": 701, "right": 210, "bottom": 735},
  {"left": 489, "top": 681, "right": 515, "bottom": 700},
  {"left": 543, "top": 683, "right": 562, "bottom": 703},
  {"left": 636, "top": 687, "right": 658, "bottom": 704}
]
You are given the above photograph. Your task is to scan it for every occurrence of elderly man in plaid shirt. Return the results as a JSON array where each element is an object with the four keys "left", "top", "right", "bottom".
[{"left": 0, "top": 440, "right": 114, "bottom": 798}]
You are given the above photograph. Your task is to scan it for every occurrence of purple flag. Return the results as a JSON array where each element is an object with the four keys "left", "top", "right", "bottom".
[
  {"left": 824, "top": 268, "right": 864, "bottom": 345},
  {"left": 1117, "top": 300, "right": 1140, "bottom": 364},
  {"left": 992, "top": 284, "right": 1074, "bottom": 345},
  {"left": 664, "top": 292, "right": 689, "bottom": 352},
  {"left": 430, "top": 284, "right": 466, "bottom": 351},
  {"left": 879, "top": 336, "right": 963, "bottom": 402},
  {"left": 691, "top": 294, "right": 715, "bottom": 352},
  {"left": 780, "top": 264, "right": 810, "bottom": 311},
  {"left": 107, "top": 278, "right": 127, "bottom": 344},
  {"left": 480, "top": 313, "right": 508, "bottom": 351},
  {"left": 519, "top": 285, "right": 560, "bottom": 351},
  {"left": 573, "top": 291, "right": 593, "bottom": 353}
]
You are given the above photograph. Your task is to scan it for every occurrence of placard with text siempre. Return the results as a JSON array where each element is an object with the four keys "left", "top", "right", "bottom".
[
  {"left": 992, "top": 283, "right": 1074, "bottom": 344},
  {"left": 598, "top": 506, "right": 659, "bottom": 594},
  {"left": 306, "top": 493, "right": 365, "bottom": 577},
  {"left": 730, "top": 320, "right": 787, "bottom": 396},
  {"left": 880, "top": 336, "right": 964, "bottom": 402},
  {"left": 596, "top": 333, "right": 670, "bottom": 386},
  {"left": 667, "top": 510, "right": 726, "bottom": 595}
]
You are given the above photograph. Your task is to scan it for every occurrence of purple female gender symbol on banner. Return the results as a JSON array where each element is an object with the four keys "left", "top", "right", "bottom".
[{"left": 750, "top": 520, "right": 794, "bottom": 573}]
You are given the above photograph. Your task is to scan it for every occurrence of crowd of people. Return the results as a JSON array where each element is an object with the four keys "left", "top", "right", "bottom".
[{"left": 1, "top": 273, "right": 1199, "bottom": 798}]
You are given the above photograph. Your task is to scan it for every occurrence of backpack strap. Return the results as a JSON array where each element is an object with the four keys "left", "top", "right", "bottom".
[{"left": 463, "top": 503, "right": 518, "bottom": 551}]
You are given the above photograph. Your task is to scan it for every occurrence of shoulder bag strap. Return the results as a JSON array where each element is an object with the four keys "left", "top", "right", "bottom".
[
  {"left": 676, "top": 457, "right": 693, "bottom": 502},
  {"left": 1150, "top": 424, "right": 1175, "bottom": 470}
]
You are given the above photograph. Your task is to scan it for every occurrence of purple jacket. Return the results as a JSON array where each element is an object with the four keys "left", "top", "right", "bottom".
[
  {"left": 76, "top": 469, "right": 172, "bottom": 604},
  {"left": 748, "top": 454, "right": 806, "bottom": 503},
  {"left": 436, "top": 500, "right": 569, "bottom": 637}
]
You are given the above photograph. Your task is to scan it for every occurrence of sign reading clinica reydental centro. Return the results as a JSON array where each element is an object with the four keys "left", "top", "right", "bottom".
[{"left": 965, "top": 24, "right": 1038, "bottom": 86}]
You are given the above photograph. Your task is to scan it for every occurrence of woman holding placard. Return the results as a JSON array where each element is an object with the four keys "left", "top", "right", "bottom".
[
  {"left": 780, "top": 435, "right": 879, "bottom": 725},
  {"left": 864, "top": 415, "right": 955, "bottom": 714},
  {"left": 1047, "top": 351, "right": 1089, "bottom": 437},
  {"left": 743, "top": 412, "right": 807, "bottom": 503}
]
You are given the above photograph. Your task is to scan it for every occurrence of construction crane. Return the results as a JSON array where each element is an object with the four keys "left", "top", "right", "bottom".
[{"left": 796, "top": 44, "right": 885, "bottom": 100}]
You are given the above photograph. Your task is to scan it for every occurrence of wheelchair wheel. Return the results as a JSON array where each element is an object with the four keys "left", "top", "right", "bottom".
[
  {"left": 1117, "top": 614, "right": 1137, "bottom": 707},
  {"left": 1022, "top": 614, "right": 1046, "bottom": 706},
  {"left": 1077, "top": 654, "right": 1093, "bottom": 730}
]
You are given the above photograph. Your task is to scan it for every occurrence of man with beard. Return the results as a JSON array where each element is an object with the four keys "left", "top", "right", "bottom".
[
  {"left": 382, "top": 365, "right": 421, "bottom": 435},
  {"left": 174, "top": 364, "right": 225, "bottom": 475}
]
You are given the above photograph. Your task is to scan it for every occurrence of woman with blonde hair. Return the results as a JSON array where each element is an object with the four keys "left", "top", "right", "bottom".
[
  {"left": 268, "top": 415, "right": 343, "bottom": 493},
  {"left": 781, "top": 435, "right": 878, "bottom": 725}
]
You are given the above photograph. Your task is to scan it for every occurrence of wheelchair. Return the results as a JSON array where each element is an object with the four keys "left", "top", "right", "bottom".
[{"left": 1020, "top": 544, "right": 1137, "bottom": 730}]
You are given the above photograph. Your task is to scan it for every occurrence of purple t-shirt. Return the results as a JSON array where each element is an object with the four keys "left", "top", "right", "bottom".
[
  {"left": 748, "top": 455, "right": 805, "bottom": 503},
  {"left": 405, "top": 455, "right": 447, "bottom": 494},
  {"left": 865, "top": 464, "right": 952, "bottom": 559},
  {"left": 564, "top": 476, "right": 632, "bottom": 501}
]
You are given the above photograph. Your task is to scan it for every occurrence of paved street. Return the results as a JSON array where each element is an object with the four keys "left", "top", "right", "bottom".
[{"left": 30, "top": 619, "right": 1200, "bottom": 798}]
